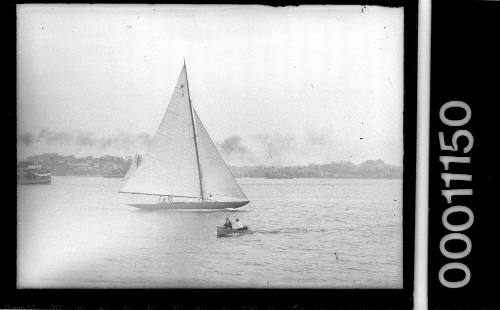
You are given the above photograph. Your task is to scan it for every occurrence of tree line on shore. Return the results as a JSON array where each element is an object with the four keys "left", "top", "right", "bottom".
[{"left": 230, "top": 159, "right": 402, "bottom": 179}]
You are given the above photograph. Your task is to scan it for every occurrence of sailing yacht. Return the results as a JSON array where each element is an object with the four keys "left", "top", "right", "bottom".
[{"left": 119, "top": 62, "right": 250, "bottom": 210}]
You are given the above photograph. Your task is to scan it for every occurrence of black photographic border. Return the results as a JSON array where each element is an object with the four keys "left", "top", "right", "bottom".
[
  {"left": 428, "top": 0, "right": 500, "bottom": 308},
  {"left": 3, "top": 0, "right": 417, "bottom": 309}
]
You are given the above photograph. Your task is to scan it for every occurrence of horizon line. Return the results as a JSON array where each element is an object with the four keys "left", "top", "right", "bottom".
[{"left": 19, "top": 152, "right": 403, "bottom": 168}]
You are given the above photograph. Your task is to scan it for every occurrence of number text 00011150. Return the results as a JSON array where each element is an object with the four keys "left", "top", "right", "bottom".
[{"left": 437, "top": 100, "right": 474, "bottom": 288}]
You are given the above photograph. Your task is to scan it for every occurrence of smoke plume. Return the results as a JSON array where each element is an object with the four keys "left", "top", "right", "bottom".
[
  {"left": 249, "top": 133, "right": 297, "bottom": 165},
  {"left": 17, "top": 129, "right": 152, "bottom": 157},
  {"left": 217, "top": 135, "right": 257, "bottom": 165},
  {"left": 219, "top": 135, "right": 249, "bottom": 155}
]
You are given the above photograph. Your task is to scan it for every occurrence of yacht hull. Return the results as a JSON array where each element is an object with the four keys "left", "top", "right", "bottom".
[{"left": 129, "top": 200, "right": 249, "bottom": 210}]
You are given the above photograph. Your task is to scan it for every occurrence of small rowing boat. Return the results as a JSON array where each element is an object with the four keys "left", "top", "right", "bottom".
[{"left": 217, "top": 226, "right": 251, "bottom": 237}]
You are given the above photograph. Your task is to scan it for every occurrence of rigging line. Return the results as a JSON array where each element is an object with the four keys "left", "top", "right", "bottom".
[{"left": 184, "top": 61, "right": 205, "bottom": 201}]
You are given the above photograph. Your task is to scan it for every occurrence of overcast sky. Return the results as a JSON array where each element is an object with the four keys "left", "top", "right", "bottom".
[{"left": 17, "top": 4, "right": 404, "bottom": 166}]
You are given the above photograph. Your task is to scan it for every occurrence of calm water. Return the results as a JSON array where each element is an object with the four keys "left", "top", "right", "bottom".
[{"left": 17, "top": 177, "right": 402, "bottom": 288}]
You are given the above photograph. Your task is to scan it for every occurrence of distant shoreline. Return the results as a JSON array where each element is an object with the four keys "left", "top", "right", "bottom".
[
  {"left": 19, "top": 153, "right": 403, "bottom": 180},
  {"left": 45, "top": 174, "right": 402, "bottom": 180}
]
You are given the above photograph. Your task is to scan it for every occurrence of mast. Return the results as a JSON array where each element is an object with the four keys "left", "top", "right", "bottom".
[{"left": 184, "top": 60, "right": 205, "bottom": 201}]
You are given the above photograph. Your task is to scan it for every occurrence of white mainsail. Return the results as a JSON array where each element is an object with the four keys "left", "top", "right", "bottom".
[
  {"left": 120, "top": 65, "right": 201, "bottom": 198},
  {"left": 120, "top": 63, "right": 248, "bottom": 204},
  {"left": 194, "top": 110, "right": 248, "bottom": 201}
]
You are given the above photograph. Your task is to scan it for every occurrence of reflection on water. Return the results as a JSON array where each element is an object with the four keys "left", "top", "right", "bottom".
[{"left": 17, "top": 177, "right": 402, "bottom": 288}]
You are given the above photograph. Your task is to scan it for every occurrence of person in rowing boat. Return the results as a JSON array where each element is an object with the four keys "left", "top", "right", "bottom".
[
  {"left": 159, "top": 195, "right": 173, "bottom": 203},
  {"left": 223, "top": 217, "right": 232, "bottom": 229},
  {"left": 234, "top": 218, "right": 247, "bottom": 230}
]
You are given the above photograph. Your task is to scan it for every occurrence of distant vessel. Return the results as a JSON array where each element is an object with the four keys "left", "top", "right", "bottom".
[
  {"left": 120, "top": 62, "right": 249, "bottom": 210},
  {"left": 122, "top": 154, "right": 142, "bottom": 181},
  {"left": 17, "top": 161, "right": 51, "bottom": 185}
]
